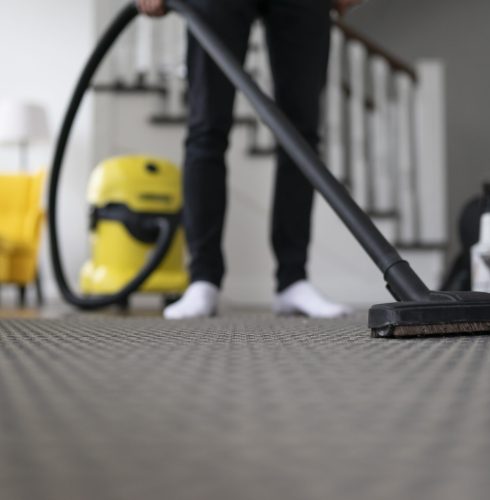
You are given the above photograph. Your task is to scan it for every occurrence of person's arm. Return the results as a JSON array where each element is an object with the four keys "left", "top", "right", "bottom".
[
  {"left": 334, "top": 0, "right": 366, "bottom": 16},
  {"left": 137, "top": 0, "right": 166, "bottom": 17}
]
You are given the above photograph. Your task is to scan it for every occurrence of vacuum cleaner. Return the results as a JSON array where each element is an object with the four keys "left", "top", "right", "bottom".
[
  {"left": 49, "top": 0, "right": 490, "bottom": 338},
  {"left": 80, "top": 155, "right": 188, "bottom": 304}
]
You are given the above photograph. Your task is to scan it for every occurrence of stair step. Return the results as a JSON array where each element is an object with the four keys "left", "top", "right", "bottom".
[
  {"left": 395, "top": 242, "right": 446, "bottom": 252},
  {"left": 92, "top": 83, "right": 168, "bottom": 96},
  {"left": 366, "top": 209, "right": 398, "bottom": 220},
  {"left": 149, "top": 115, "right": 187, "bottom": 126},
  {"left": 149, "top": 114, "right": 257, "bottom": 127},
  {"left": 247, "top": 145, "right": 276, "bottom": 157}
]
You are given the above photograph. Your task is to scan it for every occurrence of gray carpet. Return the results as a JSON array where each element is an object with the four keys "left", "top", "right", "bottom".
[{"left": 0, "top": 313, "right": 489, "bottom": 500}]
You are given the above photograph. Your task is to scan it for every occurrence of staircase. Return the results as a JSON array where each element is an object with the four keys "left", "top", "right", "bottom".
[{"left": 91, "top": 1, "right": 447, "bottom": 305}]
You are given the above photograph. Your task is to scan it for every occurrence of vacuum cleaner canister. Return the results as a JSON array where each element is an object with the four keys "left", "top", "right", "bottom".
[{"left": 80, "top": 155, "right": 188, "bottom": 296}]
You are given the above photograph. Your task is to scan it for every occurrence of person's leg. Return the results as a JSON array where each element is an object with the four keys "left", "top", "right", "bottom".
[
  {"left": 264, "top": 0, "right": 331, "bottom": 292},
  {"left": 264, "top": 0, "right": 350, "bottom": 317},
  {"left": 184, "top": 0, "right": 257, "bottom": 287},
  {"left": 165, "top": 0, "right": 257, "bottom": 319}
]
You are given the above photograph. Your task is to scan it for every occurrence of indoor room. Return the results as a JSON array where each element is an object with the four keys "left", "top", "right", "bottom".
[{"left": 0, "top": 1, "right": 489, "bottom": 499}]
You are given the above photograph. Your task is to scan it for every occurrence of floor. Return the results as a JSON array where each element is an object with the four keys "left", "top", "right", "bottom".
[{"left": 0, "top": 306, "right": 489, "bottom": 500}]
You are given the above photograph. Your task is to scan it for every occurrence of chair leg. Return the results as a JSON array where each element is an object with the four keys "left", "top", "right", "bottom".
[
  {"left": 117, "top": 296, "right": 130, "bottom": 313},
  {"left": 18, "top": 285, "right": 27, "bottom": 308},
  {"left": 35, "top": 272, "right": 44, "bottom": 307}
]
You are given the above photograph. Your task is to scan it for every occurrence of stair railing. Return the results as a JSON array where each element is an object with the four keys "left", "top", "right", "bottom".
[{"left": 326, "top": 17, "right": 447, "bottom": 248}]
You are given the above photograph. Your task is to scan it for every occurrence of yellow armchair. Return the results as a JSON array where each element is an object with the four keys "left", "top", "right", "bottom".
[{"left": 0, "top": 170, "right": 46, "bottom": 306}]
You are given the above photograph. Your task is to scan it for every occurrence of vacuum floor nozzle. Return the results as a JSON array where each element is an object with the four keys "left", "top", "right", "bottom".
[{"left": 370, "top": 291, "right": 490, "bottom": 338}]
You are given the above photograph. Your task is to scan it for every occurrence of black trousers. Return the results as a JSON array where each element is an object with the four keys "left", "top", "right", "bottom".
[{"left": 184, "top": 0, "right": 331, "bottom": 291}]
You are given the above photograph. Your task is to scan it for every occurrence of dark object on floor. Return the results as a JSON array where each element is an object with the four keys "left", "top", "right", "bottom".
[
  {"left": 441, "top": 196, "right": 481, "bottom": 291},
  {"left": 48, "top": 0, "right": 490, "bottom": 337},
  {"left": 16, "top": 272, "right": 44, "bottom": 308},
  {"left": 0, "top": 315, "right": 489, "bottom": 500}
]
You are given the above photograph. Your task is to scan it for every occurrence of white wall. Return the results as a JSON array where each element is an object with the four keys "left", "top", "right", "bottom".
[{"left": 0, "top": 0, "right": 95, "bottom": 297}]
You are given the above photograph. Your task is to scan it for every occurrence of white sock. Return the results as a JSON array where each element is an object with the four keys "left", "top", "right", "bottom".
[
  {"left": 274, "top": 280, "right": 351, "bottom": 319},
  {"left": 163, "top": 281, "right": 219, "bottom": 320}
]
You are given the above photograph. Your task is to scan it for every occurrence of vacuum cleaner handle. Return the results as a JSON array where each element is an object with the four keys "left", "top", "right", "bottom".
[{"left": 164, "top": 0, "right": 429, "bottom": 301}]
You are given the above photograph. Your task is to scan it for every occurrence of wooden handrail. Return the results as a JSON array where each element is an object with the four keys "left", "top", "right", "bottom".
[{"left": 333, "top": 18, "right": 418, "bottom": 82}]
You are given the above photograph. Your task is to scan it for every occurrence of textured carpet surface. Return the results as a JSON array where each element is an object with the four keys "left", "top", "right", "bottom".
[{"left": 0, "top": 313, "right": 490, "bottom": 500}]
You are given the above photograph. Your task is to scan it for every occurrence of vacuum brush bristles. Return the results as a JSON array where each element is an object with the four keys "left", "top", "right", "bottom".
[{"left": 369, "top": 291, "right": 490, "bottom": 338}]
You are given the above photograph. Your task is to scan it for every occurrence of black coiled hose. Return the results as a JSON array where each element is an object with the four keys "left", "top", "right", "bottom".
[{"left": 48, "top": 3, "right": 174, "bottom": 310}]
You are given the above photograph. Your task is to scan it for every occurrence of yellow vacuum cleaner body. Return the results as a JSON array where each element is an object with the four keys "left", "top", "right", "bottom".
[{"left": 80, "top": 156, "right": 188, "bottom": 296}]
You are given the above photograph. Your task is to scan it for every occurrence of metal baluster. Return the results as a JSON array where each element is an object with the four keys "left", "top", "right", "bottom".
[
  {"left": 251, "top": 22, "right": 274, "bottom": 155},
  {"left": 326, "top": 27, "right": 345, "bottom": 181},
  {"left": 135, "top": 16, "right": 158, "bottom": 85},
  {"left": 160, "top": 16, "right": 187, "bottom": 117},
  {"left": 414, "top": 62, "right": 447, "bottom": 245},
  {"left": 347, "top": 40, "right": 368, "bottom": 208},
  {"left": 237, "top": 22, "right": 260, "bottom": 122},
  {"left": 370, "top": 56, "right": 394, "bottom": 214},
  {"left": 394, "top": 73, "right": 418, "bottom": 245},
  {"left": 113, "top": 0, "right": 136, "bottom": 85}
]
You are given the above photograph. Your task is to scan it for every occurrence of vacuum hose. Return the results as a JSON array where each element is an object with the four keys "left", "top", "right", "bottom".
[
  {"left": 49, "top": 0, "right": 431, "bottom": 309},
  {"left": 48, "top": 3, "right": 172, "bottom": 310}
]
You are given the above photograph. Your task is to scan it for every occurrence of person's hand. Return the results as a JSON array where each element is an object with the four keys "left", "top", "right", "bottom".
[
  {"left": 334, "top": 0, "right": 365, "bottom": 16},
  {"left": 137, "top": 0, "right": 166, "bottom": 17}
]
